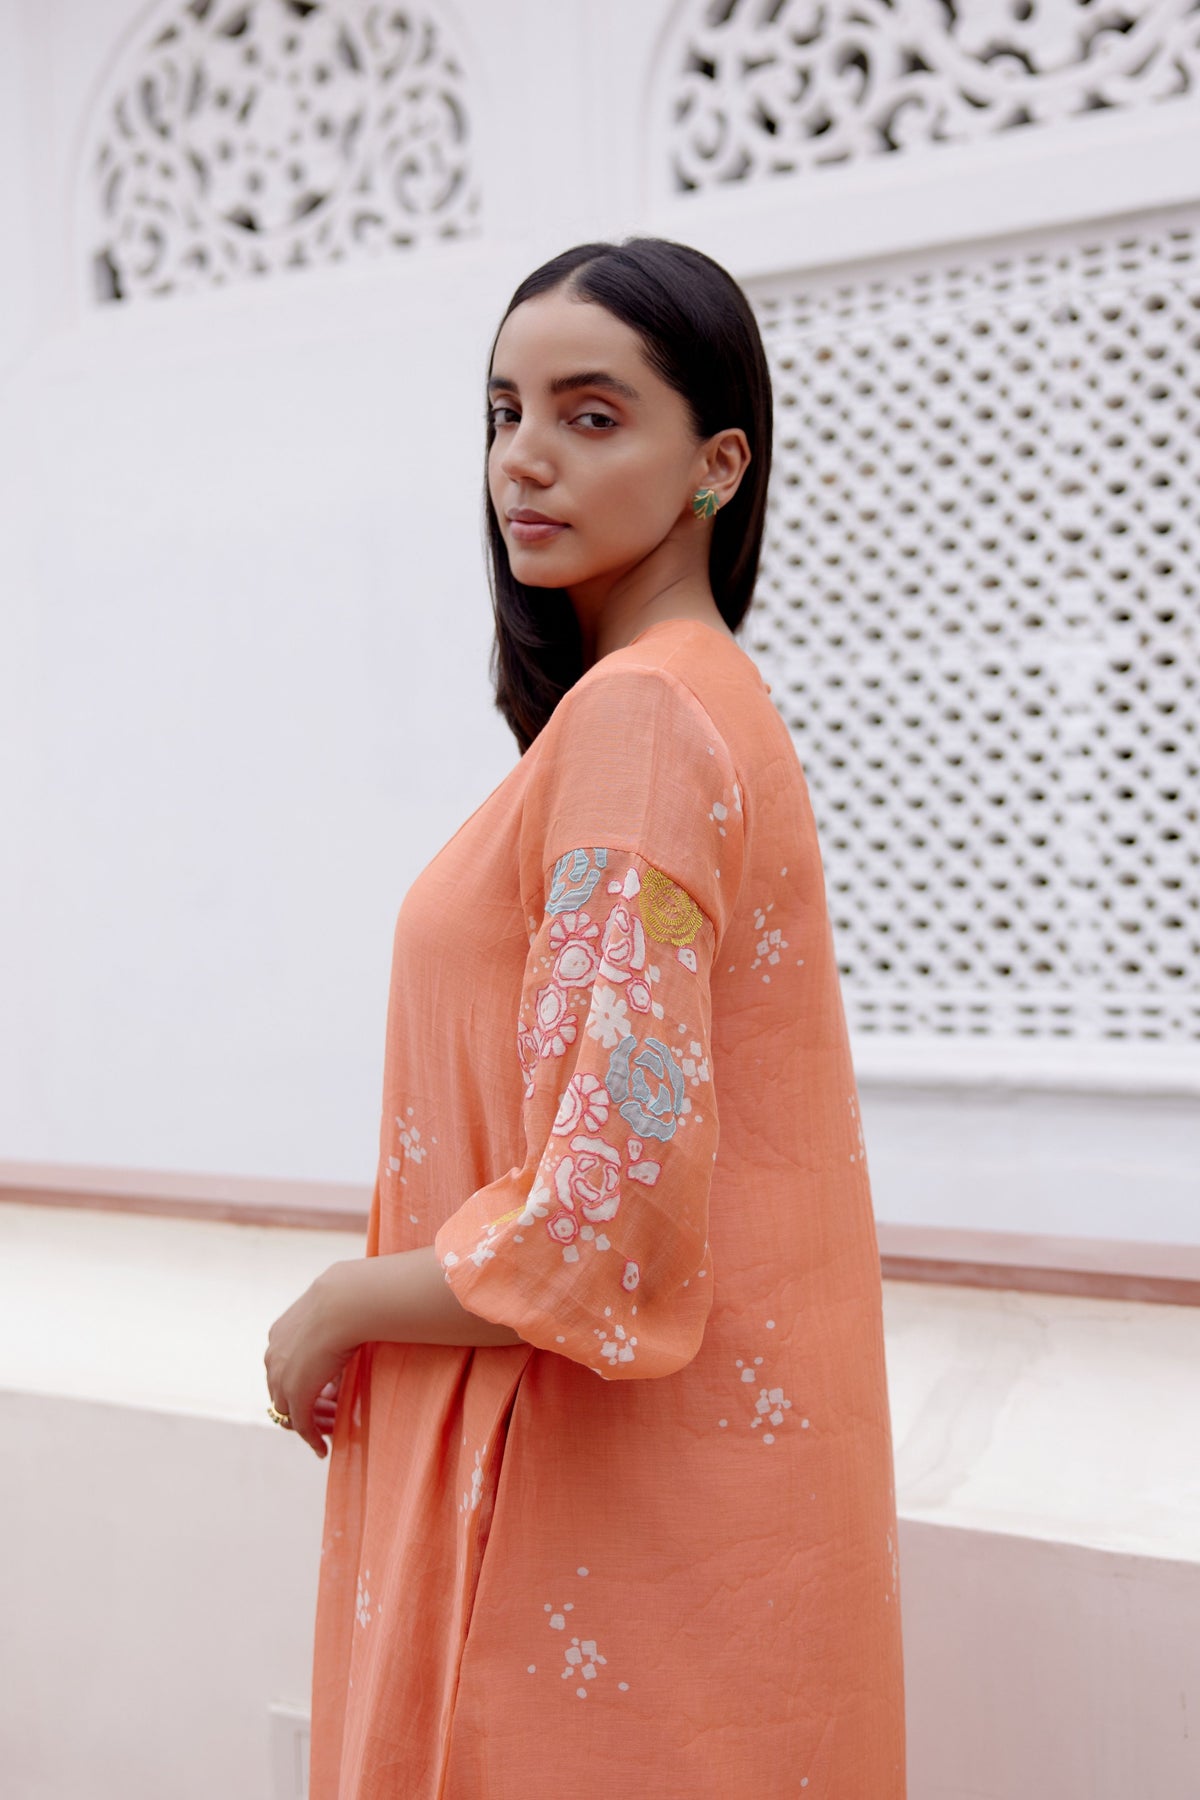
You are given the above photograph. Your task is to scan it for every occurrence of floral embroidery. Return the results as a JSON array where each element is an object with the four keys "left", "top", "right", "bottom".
[
  {"left": 548, "top": 847, "right": 608, "bottom": 914},
  {"left": 549, "top": 911, "right": 602, "bottom": 987},
  {"left": 597, "top": 901, "right": 647, "bottom": 985},
  {"left": 517, "top": 1025, "right": 540, "bottom": 1098},
  {"left": 584, "top": 983, "right": 630, "bottom": 1050},
  {"left": 624, "top": 1137, "right": 661, "bottom": 1185},
  {"left": 639, "top": 865, "right": 704, "bottom": 946},
  {"left": 552, "top": 1072, "right": 611, "bottom": 1136},
  {"left": 626, "top": 975, "right": 653, "bottom": 1012},
  {"left": 534, "top": 980, "right": 577, "bottom": 1059},
  {"left": 476, "top": 847, "right": 715, "bottom": 1295},
  {"left": 605, "top": 1032, "right": 687, "bottom": 1142},
  {"left": 553, "top": 1133, "right": 622, "bottom": 1223}
]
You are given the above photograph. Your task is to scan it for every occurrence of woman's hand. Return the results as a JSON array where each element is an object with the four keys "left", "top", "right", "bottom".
[{"left": 264, "top": 1264, "right": 356, "bottom": 1459}]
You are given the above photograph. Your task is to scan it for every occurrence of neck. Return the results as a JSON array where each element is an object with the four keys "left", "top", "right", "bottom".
[{"left": 568, "top": 541, "right": 729, "bottom": 670}]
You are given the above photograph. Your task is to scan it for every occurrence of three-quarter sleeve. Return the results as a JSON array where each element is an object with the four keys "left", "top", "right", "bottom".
[{"left": 432, "top": 665, "right": 745, "bottom": 1379}]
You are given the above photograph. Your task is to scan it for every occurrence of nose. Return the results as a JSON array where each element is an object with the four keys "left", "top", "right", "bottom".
[{"left": 496, "top": 414, "right": 555, "bottom": 486}]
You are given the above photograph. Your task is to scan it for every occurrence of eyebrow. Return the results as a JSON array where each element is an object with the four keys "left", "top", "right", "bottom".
[{"left": 487, "top": 369, "right": 641, "bottom": 402}]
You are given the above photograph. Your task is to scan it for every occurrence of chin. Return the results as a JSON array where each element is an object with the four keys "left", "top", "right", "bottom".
[{"left": 507, "top": 549, "right": 582, "bottom": 588}]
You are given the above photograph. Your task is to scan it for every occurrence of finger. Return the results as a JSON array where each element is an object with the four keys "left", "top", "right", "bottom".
[{"left": 284, "top": 1399, "right": 328, "bottom": 1459}]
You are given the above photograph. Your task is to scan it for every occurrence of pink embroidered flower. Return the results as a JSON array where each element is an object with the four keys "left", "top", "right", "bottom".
[
  {"left": 625, "top": 977, "right": 652, "bottom": 1013},
  {"left": 549, "top": 911, "right": 602, "bottom": 987},
  {"left": 555, "top": 1133, "right": 622, "bottom": 1223},
  {"left": 535, "top": 981, "right": 578, "bottom": 1059},
  {"left": 625, "top": 1135, "right": 662, "bottom": 1186},
  {"left": 517, "top": 1026, "right": 540, "bottom": 1097},
  {"left": 621, "top": 1259, "right": 641, "bottom": 1292},
  {"left": 597, "top": 903, "right": 647, "bottom": 985},
  {"left": 546, "top": 1209, "right": 579, "bottom": 1244},
  {"left": 552, "top": 1072, "right": 611, "bottom": 1137}
]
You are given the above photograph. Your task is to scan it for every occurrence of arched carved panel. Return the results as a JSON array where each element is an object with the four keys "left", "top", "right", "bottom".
[
  {"left": 86, "top": 0, "right": 480, "bottom": 303},
  {"left": 747, "top": 209, "right": 1200, "bottom": 1045},
  {"left": 664, "top": 0, "right": 1200, "bottom": 194}
]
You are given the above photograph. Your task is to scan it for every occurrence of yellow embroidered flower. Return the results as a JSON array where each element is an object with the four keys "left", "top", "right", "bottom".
[{"left": 639, "top": 866, "right": 703, "bottom": 946}]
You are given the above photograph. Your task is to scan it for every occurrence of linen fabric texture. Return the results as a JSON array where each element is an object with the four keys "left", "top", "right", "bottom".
[{"left": 309, "top": 619, "right": 906, "bottom": 1799}]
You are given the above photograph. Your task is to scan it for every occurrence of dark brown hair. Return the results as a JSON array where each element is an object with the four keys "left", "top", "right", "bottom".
[{"left": 483, "top": 237, "right": 774, "bottom": 753}]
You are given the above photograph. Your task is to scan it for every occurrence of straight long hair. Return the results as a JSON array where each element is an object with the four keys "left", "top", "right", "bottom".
[{"left": 483, "top": 237, "right": 774, "bottom": 754}]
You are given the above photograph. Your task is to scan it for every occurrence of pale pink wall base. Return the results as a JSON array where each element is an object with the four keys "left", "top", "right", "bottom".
[{"left": 900, "top": 1520, "right": 1200, "bottom": 1797}]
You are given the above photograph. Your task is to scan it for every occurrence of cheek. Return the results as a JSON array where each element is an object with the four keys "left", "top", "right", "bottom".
[
  {"left": 487, "top": 443, "right": 505, "bottom": 509},
  {"left": 583, "top": 451, "right": 680, "bottom": 543}
]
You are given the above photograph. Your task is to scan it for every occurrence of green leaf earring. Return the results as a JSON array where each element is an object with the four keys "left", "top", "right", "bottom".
[{"left": 691, "top": 487, "right": 719, "bottom": 520}]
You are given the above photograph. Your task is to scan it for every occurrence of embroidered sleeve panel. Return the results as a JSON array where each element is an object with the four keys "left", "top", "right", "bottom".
[{"left": 432, "top": 848, "right": 719, "bottom": 1380}]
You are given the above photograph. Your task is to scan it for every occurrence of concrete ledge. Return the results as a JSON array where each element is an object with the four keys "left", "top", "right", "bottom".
[{"left": 4, "top": 1161, "right": 1199, "bottom": 1305}]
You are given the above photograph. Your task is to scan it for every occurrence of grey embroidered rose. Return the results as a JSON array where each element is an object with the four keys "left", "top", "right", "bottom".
[{"left": 605, "top": 1033, "right": 686, "bottom": 1141}]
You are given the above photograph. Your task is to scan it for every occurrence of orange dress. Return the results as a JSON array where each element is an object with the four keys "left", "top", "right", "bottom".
[{"left": 309, "top": 618, "right": 906, "bottom": 1798}]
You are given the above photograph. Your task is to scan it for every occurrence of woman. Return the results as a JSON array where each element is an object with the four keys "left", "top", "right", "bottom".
[{"left": 265, "top": 236, "right": 906, "bottom": 1798}]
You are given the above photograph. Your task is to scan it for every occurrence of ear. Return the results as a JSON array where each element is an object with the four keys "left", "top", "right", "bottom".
[{"left": 696, "top": 428, "right": 752, "bottom": 509}]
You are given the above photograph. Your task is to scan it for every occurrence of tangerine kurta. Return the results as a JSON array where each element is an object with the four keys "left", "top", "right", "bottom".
[{"left": 310, "top": 618, "right": 906, "bottom": 1798}]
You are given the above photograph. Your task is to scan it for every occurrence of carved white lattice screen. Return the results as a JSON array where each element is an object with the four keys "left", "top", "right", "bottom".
[
  {"left": 664, "top": 0, "right": 1200, "bottom": 192},
  {"left": 84, "top": 0, "right": 479, "bottom": 303},
  {"left": 743, "top": 209, "right": 1199, "bottom": 1047}
]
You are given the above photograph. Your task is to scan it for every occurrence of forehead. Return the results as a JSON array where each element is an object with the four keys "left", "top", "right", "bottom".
[{"left": 490, "top": 289, "right": 646, "bottom": 383}]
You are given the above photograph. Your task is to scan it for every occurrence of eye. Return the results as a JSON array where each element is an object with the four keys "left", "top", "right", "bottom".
[
  {"left": 487, "top": 403, "right": 519, "bottom": 427},
  {"left": 576, "top": 411, "right": 617, "bottom": 430}
]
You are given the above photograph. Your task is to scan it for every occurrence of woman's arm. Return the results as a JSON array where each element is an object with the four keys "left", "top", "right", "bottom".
[
  {"left": 322, "top": 1247, "right": 527, "bottom": 1351},
  {"left": 265, "top": 1248, "right": 525, "bottom": 1457}
]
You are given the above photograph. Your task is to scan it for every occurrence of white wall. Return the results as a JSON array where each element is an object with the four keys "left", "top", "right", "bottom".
[{"left": 2, "top": 0, "right": 1197, "bottom": 1235}]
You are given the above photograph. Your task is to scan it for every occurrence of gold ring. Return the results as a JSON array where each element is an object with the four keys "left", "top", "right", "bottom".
[{"left": 267, "top": 1404, "right": 292, "bottom": 1428}]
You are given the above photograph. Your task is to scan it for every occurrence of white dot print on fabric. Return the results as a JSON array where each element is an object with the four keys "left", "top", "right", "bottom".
[
  {"left": 726, "top": 1358, "right": 798, "bottom": 1444},
  {"left": 537, "top": 1579, "right": 625, "bottom": 1700}
]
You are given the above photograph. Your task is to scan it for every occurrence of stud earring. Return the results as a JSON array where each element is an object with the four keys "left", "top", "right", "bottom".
[{"left": 692, "top": 487, "right": 719, "bottom": 520}]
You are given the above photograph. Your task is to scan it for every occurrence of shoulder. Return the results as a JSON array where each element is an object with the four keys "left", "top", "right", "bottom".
[{"left": 557, "top": 621, "right": 782, "bottom": 773}]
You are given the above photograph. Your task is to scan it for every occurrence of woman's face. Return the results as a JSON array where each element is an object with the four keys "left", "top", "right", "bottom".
[{"left": 486, "top": 286, "right": 708, "bottom": 594}]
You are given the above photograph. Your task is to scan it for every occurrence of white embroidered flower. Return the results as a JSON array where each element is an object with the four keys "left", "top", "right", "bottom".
[
  {"left": 555, "top": 1134, "right": 622, "bottom": 1222},
  {"left": 552, "top": 1072, "right": 611, "bottom": 1137},
  {"left": 585, "top": 984, "right": 629, "bottom": 1049},
  {"left": 535, "top": 980, "right": 578, "bottom": 1059},
  {"left": 549, "top": 911, "right": 602, "bottom": 988},
  {"left": 597, "top": 902, "right": 647, "bottom": 985}
]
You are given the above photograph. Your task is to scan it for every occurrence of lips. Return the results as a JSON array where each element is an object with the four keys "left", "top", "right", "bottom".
[{"left": 508, "top": 508, "right": 567, "bottom": 525}]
